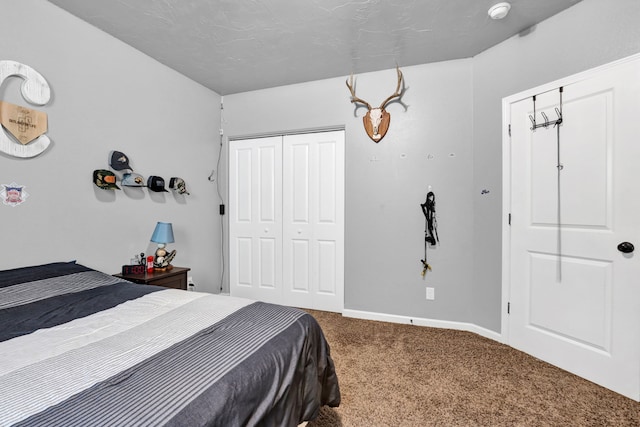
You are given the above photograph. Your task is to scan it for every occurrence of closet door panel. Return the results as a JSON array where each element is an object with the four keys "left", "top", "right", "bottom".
[
  {"left": 283, "top": 131, "right": 344, "bottom": 312},
  {"left": 292, "top": 143, "right": 310, "bottom": 223},
  {"left": 292, "top": 240, "right": 310, "bottom": 292},
  {"left": 230, "top": 136, "right": 282, "bottom": 303},
  {"left": 318, "top": 140, "right": 337, "bottom": 224},
  {"left": 317, "top": 240, "right": 337, "bottom": 295}
]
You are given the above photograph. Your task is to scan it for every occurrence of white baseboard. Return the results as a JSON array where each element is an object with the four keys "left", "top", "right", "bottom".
[{"left": 342, "top": 309, "right": 503, "bottom": 343}]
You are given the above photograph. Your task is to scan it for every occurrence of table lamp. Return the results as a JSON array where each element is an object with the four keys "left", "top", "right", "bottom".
[{"left": 150, "top": 221, "right": 177, "bottom": 271}]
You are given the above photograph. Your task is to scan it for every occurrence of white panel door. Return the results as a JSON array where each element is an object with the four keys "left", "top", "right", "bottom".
[
  {"left": 507, "top": 57, "right": 640, "bottom": 400},
  {"left": 282, "top": 131, "right": 345, "bottom": 312},
  {"left": 229, "top": 131, "right": 344, "bottom": 313},
  {"left": 229, "top": 136, "right": 282, "bottom": 304}
]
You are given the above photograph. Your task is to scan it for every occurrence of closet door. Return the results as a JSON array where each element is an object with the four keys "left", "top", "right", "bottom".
[
  {"left": 282, "top": 131, "right": 344, "bottom": 312},
  {"left": 229, "top": 131, "right": 344, "bottom": 312},
  {"left": 229, "top": 136, "right": 282, "bottom": 303}
]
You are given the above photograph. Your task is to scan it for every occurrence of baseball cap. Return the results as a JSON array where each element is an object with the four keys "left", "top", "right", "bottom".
[
  {"left": 122, "top": 172, "right": 145, "bottom": 187},
  {"left": 169, "top": 177, "right": 190, "bottom": 195},
  {"left": 109, "top": 150, "right": 132, "bottom": 171},
  {"left": 147, "top": 175, "right": 169, "bottom": 192},
  {"left": 93, "top": 169, "right": 121, "bottom": 190}
]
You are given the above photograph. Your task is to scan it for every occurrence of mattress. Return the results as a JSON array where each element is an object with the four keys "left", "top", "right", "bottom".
[{"left": 0, "top": 261, "right": 340, "bottom": 426}]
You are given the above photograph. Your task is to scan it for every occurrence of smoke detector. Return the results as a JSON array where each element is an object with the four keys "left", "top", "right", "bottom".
[{"left": 488, "top": 2, "right": 511, "bottom": 20}]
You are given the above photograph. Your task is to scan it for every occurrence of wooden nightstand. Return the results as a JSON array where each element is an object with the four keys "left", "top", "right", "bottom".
[{"left": 115, "top": 266, "right": 190, "bottom": 290}]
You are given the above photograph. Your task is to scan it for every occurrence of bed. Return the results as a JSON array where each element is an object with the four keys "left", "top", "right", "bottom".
[{"left": 0, "top": 261, "right": 340, "bottom": 426}]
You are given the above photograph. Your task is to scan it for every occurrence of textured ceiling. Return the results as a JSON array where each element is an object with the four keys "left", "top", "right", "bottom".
[{"left": 47, "top": 0, "right": 582, "bottom": 95}]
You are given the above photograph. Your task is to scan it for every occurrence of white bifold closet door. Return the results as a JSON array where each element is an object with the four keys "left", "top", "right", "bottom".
[{"left": 229, "top": 130, "right": 344, "bottom": 313}]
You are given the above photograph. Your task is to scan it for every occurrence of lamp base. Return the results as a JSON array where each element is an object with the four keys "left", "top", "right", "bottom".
[{"left": 154, "top": 248, "right": 177, "bottom": 269}]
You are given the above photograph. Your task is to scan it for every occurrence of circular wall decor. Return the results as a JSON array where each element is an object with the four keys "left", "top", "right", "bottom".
[{"left": 0, "top": 60, "right": 51, "bottom": 158}]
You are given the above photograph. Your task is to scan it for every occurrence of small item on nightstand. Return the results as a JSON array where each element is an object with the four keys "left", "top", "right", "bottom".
[
  {"left": 122, "top": 264, "right": 146, "bottom": 275},
  {"left": 147, "top": 256, "right": 154, "bottom": 273},
  {"left": 154, "top": 247, "right": 176, "bottom": 271},
  {"left": 132, "top": 253, "right": 142, "bottom": 265}
]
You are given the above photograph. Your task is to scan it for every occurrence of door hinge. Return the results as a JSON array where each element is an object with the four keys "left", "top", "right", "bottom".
[
  {"left": 508, "top": 213, "right": 511, "bottom": 225},
  {"left": 508, "top": 124, "right": 511, "bottom": 137},
  {"left": 507, "top": 302, "right": 511, "bottom": 314}
]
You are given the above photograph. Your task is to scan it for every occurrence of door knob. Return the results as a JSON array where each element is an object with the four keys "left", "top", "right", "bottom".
[{"left": 617, "top": 242, "right": 634, "bottom": 254}]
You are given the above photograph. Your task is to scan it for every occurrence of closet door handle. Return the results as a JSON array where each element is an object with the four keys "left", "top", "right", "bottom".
[{"left": 264, "top": 228, "right": 269, "bottom": 233}]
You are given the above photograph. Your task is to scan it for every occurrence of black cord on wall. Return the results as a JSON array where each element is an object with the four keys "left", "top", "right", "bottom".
[{"left": 216, "top": 98, "right": 226, "bottom": 293}]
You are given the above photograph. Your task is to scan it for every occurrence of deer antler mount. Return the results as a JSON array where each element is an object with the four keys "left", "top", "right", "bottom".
[{"left": 346, "top": 66, "right": 403, "bottom": 143}]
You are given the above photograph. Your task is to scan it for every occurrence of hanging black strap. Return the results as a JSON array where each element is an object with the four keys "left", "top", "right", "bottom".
[
  {"left": 426, "top": 192, "right": 439, "bottom": 244},
  {"left": 420, "top": 191, "right": 438, "bottom": 275}
]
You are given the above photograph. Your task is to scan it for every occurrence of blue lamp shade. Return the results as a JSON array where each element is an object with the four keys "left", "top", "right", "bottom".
[{"left": 150, "top": 222, "right": 175, "bottom": 244}]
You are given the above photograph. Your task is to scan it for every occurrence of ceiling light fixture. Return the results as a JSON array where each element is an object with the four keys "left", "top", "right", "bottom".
[{"left": 488, "top": 2, "right": 511, "bottom": 20}]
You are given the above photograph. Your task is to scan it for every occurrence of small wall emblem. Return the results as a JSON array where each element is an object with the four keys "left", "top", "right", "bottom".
[{"left": 1, "top": 182, "right": 29, "bottom": 207}]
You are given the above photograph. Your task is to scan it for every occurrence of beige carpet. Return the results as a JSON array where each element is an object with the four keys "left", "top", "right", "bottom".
[{"left": 305, "top": 310, "right": 640, "bottom": 427}]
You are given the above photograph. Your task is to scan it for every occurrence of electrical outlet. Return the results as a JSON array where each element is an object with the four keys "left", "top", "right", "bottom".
[{"left": 426, "top": 287, "right": 435, "bottom": 300}]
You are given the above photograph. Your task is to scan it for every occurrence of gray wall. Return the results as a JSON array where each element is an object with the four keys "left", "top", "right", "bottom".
[
  {"left": 0, "top": 0, "right": 224, "bottom": 293},
  {"left": 3, "top": 0, "right": 639, "bottom": 333},
  {"left": 471, "top": 0, "right": 640, "bottom": 331},
  {"left": 223, "top": 59, "right": 476, "bottom": 323},
  {"left": 224, "top": 0, "right": 640, "bottom": 332}
]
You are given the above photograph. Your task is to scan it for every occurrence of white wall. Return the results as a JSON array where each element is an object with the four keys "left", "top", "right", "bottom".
[
  {"left": 0, "top": 0, "right": 224, "bottom": 293},
  {"left": 471, "top": 0, "right": 640, "bottom": 332},
  {"left": 223, "top": 59, "right": 476, "bottom": 323}
]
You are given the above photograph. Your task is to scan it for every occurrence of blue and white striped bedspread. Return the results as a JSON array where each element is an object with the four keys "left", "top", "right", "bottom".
[{"left": 0, "top": 262, "right": 340, "bottom": 426}]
